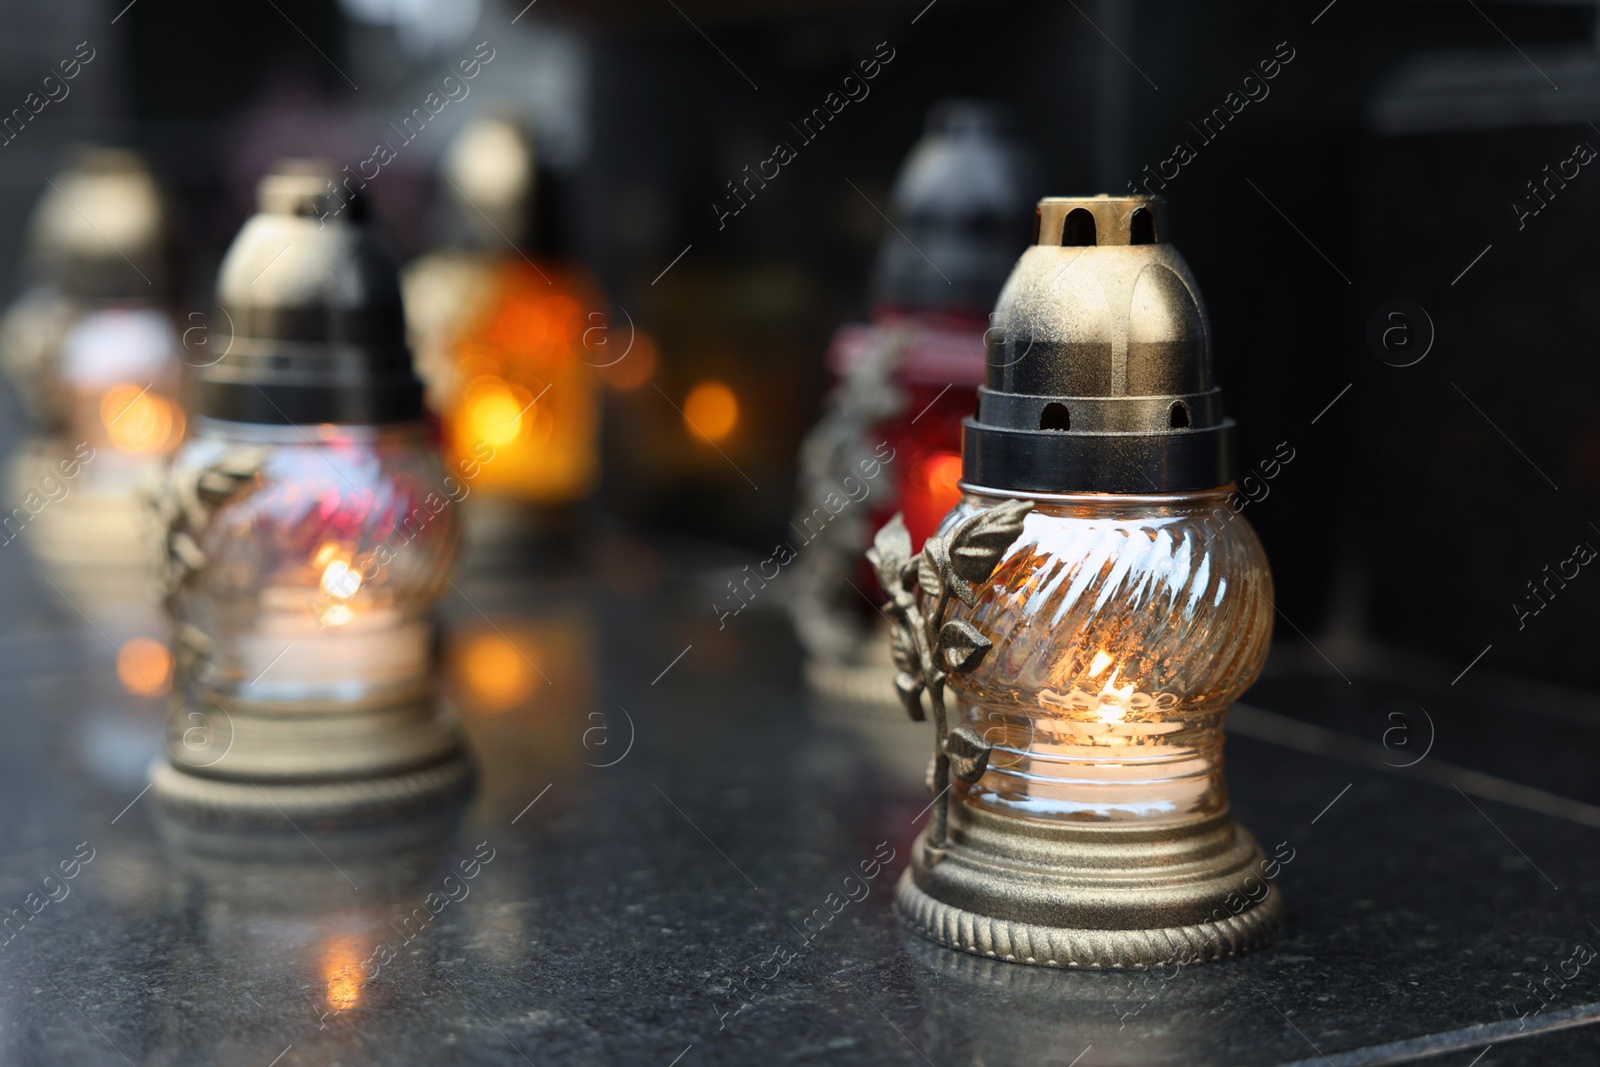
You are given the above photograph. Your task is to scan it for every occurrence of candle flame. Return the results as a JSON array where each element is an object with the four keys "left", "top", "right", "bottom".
[
  {"left": 466, "top": 379, "right": 529, "bottom": 448},
  {"left": 318, "top": 544, "right": 362, "bottom": 605},
  {"left": 1087, "top": 649, "right": 1114, "bottom": 679},
  {"left": 915, "top": 452, "right": 964, "bottom": 522},
  {"left": 1096, "top": 669, "right": 1135, "bottom": 724}
]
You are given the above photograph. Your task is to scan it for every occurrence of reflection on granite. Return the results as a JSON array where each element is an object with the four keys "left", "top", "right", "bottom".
[{"left": 0, "top": 565, "right": 1595, "bottom": 1065}]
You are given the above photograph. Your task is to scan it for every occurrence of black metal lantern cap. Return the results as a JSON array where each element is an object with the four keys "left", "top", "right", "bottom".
[
  {"left": 870, "top": 100, "right": 1038, "bottom": 318},
  {"left": 961, "top": 195, "right": 1236, "bottom": 495},
  {"left": 197, "top": 161, "right": 424, "bottom": 425},
  {"left": 28, "top": 146, "right": 177, "bottom": 303}
]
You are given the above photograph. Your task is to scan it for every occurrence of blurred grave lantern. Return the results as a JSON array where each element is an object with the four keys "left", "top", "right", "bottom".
[
  {"left": 404, "top": 115, "right": 627, "bottom": 557},
  {"left": 149, "top": 161, "right": 467, "bottom": 821},
  {"left": 0, "top": 147, "right": 184, "bottom": 592},
  {"left": 790, "top": 101, "right": 1035, "bottom": 711}
]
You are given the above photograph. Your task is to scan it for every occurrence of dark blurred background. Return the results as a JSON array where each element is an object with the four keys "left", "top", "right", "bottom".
[{"left": 2, "top": 0, "right": 1596, "bottom": 688}]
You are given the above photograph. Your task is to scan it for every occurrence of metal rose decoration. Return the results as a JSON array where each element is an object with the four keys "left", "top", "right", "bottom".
[
  {"left": 868, "top": 498, "right": 1032, "bottom": 851},
  {"left": 144, "top": 446, "right": 267, "bottom": 686}
]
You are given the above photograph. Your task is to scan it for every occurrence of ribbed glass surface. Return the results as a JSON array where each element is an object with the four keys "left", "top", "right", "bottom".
[
  {"left": 166, "top": 421, "right": 458, "bottom": 707},
  {"left": 940, "top": 489, "right": 1272, "bottom": 824}
]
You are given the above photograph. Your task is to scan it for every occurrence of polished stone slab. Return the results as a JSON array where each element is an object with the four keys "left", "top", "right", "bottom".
[{"left": 0, "top": 567, "right": 1594, "bottom": 1065}]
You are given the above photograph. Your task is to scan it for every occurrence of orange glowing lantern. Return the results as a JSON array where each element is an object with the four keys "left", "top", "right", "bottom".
[
  {"left": 427, "top": 262, "right": 603, "bottom": 504},
  {"left": 405, "top": 118, "right": 613, "bottom": 513}
]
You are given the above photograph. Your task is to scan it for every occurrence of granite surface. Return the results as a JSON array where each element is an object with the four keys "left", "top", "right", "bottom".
[{"left": 0, "top": 560, "right": 1594, "bottom": 1066}]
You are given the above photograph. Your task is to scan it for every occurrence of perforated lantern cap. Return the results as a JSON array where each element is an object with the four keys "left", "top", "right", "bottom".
[
  {"left": 196, "top": 161, "right": 424, "bottom": 425},
  {"left": 961, "top": 195, "right": 1235, "bottom": 494}
]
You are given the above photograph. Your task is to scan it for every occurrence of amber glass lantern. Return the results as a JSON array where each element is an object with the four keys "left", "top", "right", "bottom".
[
  {"left": 404, "top": 117, "right": 603, "bottom": 552},
  {"left": 873, "top": 196, "right": 1281, "bottom": 969},
  {"left": 793, "top": 102, "right": 1034, "bottom": 706}
]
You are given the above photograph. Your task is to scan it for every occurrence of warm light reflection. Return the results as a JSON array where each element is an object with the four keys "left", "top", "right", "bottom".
[
  {"left": 100, "top": 384, "right": 179, "bottom": 455},
  {"left": 464, "top": 378, "right": 529, "bottom": 447},
  {"left": 320, "top": 934, "right": 366, "bottom": 1012},
  {"left": 683, "top": 380, "right": 738, "bottom": 442},
  {"left": 458, "top": 632, "right": 536, "bottom": 712},
  {"left": 441, "top": 617, "right": 595, "bottom": 812},
  {"left": 116, "top": 637, "right": 172, "bottom": 696}
]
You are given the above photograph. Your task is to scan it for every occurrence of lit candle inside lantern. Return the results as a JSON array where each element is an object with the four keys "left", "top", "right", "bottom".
[
  {"left": 1, "top": 148, "right": 185, "bottom": 589},
  {"left": 404, "top": 118, "right": 606, "bottom": 517},
  {"left": 941, "top": 492, "right": 1270, "bottom": 825},
  {"left": 150, "top": 162, "right": 465, "bottom": 817},
  {"left": 876, "top": 195, "right": 1281, "bottom": 970}
]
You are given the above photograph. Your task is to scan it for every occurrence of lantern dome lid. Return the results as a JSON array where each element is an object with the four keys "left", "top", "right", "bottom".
[
  {"left": 442, "top": 115, "right": 537, "bottom": 249},
  {"left": 962, "top": 195, "right": 1236, "bottom": 494},
  {"left": 197, "top": 160, "right": 424, "bottom": 425},
  {"left": 871, "top": 100, "right": 1036, "bottom": 317},
  {"left": 26, "top": 146, "right": 175, "bottom": 302}
]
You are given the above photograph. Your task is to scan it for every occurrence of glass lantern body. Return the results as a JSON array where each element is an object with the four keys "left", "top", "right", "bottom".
[
  {"left": 165, "top": 419, "right": 458, "bottom": 713},
  {"left": 873, "top": 377, "right": 968, "bottom": 550},
  {"left": 834, "top": 310, "right": 988, "bottom": 552},
  {"left": 939, "top": 488, "right": 1272, "bottom": 827},
  {"left": 4, "top": 302, "right": 186, "bottom": 598},
  {"left": 404, "top": 256, "right": 601, "bottom": 506},
  {"left": 61, "top": 305, "right": 186, "bottom": 481}
]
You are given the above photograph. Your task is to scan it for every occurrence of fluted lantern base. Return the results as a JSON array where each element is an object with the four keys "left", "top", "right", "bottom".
[
  {"left": 801, "top": 624, "right": 903, "bottom": 712},
  {"left": 804, "top": 657, "right": 899, "bottom": 711},
  {"left": 896, "top": 806, "right": 1282, "bottom": 969},
  {"left": 149, "top": 696, "right": 471, "bottom": 824},
  {"left": 150, "top": 756, "right": 470, "bottom": 825}
]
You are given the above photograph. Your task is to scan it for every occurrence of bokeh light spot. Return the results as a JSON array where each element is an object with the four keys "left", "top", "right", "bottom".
[
  {"left": 458, "top": 632, "right": 536, "bottom": 712},
  {"left": 683, "top": 380, "right": 738, "bottom": 443},
  {"left": 117, "top": 637, "right": 172, "bottom": 697},
  {"left": 101, "top": 384, "right": 179, "bottom": 455}
]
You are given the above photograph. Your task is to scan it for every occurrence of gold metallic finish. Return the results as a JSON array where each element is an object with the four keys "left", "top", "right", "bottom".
[
  {"left": 803, "top": 653, "right": 899, "bottom": 711},
  {"left": 877, "top": 195, "right": 1281, "bottom": 969},
  {"left": 897, "top": 806, "right": 1282, "bottom": 969},
  {"left": 150, "top": 756, "right": 469, "bottom": 825}
]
